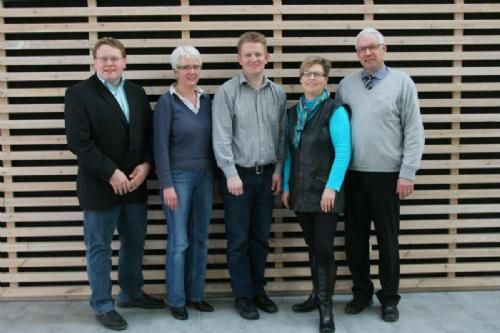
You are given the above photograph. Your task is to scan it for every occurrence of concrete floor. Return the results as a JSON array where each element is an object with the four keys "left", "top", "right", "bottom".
[{"left": 0, "top": 291, "right": 499, "bottom": 333}]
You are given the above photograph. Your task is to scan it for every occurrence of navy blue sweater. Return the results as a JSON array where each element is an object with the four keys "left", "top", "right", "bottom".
[{"left": 153, "top": 92, "right": 213, "bottom": 189}]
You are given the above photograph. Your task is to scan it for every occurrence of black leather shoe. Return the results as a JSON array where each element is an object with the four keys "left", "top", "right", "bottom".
[
  {"left": 292, "top": 293, "right": 318, "bottom": 313},
  {"left": 254, "top": 294, "right": 278, "bottom": 313},
  {"left": 171, "top": 306, "right": 189, "bottom": 320},
  {"left": 381, "top": 304, "right": 399, "bottom": 322},
  {"left": 344, "top": 298, "right": 373, "bottom": 314},
  {"left": 189, "top": 300, "right": 214, "bottom": 312},
  {"left": 96, "top": 310, "right": 127, "bottom": 331},
  {"left": 235, "top": 297, "right": 259, "bottom": 320},
  {"left": 117, "top": 293, "right": 165, "bottom": 309}
]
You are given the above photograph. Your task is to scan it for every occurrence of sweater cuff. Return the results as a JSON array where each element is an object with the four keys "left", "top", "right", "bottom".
[
  {"left": 158, "top": 172, "right": 173, "bottom": 189},
  {"left": 399, "top": 165, "right": 418, "bottom": 181},
  {"left": 274, "top": 163, "right": 282, "bottom": 176},
  {"left": 222, "top": 164, "right": 239, "bottom": 179}
]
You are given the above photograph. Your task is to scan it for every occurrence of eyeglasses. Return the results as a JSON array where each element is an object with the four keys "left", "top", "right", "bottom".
[
  {"left": 356, "top": 43, "right": 383, "bottom": 53},
  {"left": 301, "top": 71, "right": 326, "bottom": 78},
  {"left": 96, "top": 56, "right": 123, "bottom": 64},
  {"left": 177, "top": 64, "right": 201, "bottom": 71}
]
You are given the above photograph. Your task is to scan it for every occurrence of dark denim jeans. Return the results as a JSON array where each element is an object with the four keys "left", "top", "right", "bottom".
[
  {"left": 222, "top": 168, "right": 274, "bottom": 299},
  {"left": 162, "top": 169, "right": 213, "bottom": 307},
  {"left": 83, "top": 203, "right": 147, "bottom": 315}
]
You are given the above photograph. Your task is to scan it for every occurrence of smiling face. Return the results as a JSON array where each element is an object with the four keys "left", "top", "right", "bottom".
[
  {"left": 174, "top": 56, "right": 201, "bottom": 89},
  {"left": 300, "top": 63, "right": 328, "bottom": 99},
  {"left": 238, "top": 41, "right": 269, "bottom": 78},
  {"left": 93, "top": 44, "right": 126, "bottom": 87},
  {"left": 356, "top": 33, "right": 386, "bottom": 74}
]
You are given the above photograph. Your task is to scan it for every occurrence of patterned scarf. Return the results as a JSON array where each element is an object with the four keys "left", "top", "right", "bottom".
[{"left": 292, "top": 89, "right": 330, "bottom": 148}]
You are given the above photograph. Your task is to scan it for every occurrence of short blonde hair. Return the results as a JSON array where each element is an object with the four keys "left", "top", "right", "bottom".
[
  {"left": 299, "top": 56, "right": 331, "bottom": 77},
  {"left": 237, "top": 31, "right": 268, "bottom": 53}
]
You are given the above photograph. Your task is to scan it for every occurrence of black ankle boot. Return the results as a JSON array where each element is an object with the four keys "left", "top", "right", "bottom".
[
  {"left": 317, "top": 262, "right": 336, "bottom": 333},
  {"left": 293, "top": 254, "right": 318, "bottom": 313}
]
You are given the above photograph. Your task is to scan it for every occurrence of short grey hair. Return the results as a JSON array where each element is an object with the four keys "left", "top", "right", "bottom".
[
  {"left": 355, "top": 28, "right": 385, "bottom": 46},
  {"left": 170, "top": 46, "right": 202, "bottom": 69}
]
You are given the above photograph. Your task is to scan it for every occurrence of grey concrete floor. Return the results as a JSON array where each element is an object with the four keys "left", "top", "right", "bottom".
[{"left": 0, "top": 291, "right": 499, "bottom": 333}]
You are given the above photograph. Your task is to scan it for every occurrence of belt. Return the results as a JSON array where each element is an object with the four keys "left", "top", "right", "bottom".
[{"left": 236, "top": 164, "right": 275, "bottom": 175}]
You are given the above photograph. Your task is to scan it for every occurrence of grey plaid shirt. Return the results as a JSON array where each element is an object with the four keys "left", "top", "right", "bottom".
[{"left": 212, "top": 73, "right": 287, "bottom": 178}]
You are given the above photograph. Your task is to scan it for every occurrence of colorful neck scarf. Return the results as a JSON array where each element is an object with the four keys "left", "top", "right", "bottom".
[{"left": 292, "top": 89, "right": 330, "bottom": 148}]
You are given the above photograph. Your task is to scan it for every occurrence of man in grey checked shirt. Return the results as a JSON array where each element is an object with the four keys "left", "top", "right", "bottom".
[{"left": 212, "top": 31, "right": 286, "bottom": 321}]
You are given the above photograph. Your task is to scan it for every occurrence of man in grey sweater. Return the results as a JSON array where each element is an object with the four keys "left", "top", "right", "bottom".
[{"left": 336, "top": 28, "right": 424, "bottom": 323}]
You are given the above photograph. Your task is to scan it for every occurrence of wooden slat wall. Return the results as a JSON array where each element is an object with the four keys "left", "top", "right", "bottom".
[{"left": 1, "top": 0, "right": 500, "bottom": 300}]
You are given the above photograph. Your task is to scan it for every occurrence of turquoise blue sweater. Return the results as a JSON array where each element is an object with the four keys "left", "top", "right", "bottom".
[{"left": 283, "top": 102, "right": 351, "bottom": 192}]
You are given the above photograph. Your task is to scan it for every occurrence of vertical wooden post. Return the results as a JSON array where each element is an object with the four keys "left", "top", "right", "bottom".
[
  {"left": 272, "top": 0, "right": 284, "bottom": 289},
  {"left": 0, "top": 0, "right": 17, "bottom": 298},
  {"left": 88, "top": 0, "right": 98, "bottom": 72},
  {"left": 181, "top": 0, "right": 190, "bottom": 42},
  {"left": 449, "top": 0, "right": 464, "bottom": 278}
]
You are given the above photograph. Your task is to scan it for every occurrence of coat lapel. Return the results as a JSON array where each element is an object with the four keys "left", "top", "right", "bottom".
[{"left": 93, "top": 75, "right": 129, "bottom": 127}]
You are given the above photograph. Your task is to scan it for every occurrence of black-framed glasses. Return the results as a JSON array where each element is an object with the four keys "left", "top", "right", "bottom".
[
  {"left": 95, "top": 57, "right": 123, "bottom": 63},
  {"left": 302, "top": 71, "right": 326, "bottom": 78},
  {"left": 177, "top": 64, "right": 201, "bottom": 71},
  {"left": 356, "top": 43, "right": 383, "bottom": 53}
]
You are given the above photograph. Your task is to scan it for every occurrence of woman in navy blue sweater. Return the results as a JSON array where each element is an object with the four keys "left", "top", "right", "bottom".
[{"left": 153, "top": 46, "right": 214, "bottom": 320}]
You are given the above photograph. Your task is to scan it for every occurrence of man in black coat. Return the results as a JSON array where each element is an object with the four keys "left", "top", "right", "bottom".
[{"left": 64, "top": 37, "right": 163, "bottom": 331}]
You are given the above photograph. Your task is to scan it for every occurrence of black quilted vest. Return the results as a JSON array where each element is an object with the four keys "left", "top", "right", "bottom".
[{"left": 287, "top": 98, "right": 348, "bottom": 213}]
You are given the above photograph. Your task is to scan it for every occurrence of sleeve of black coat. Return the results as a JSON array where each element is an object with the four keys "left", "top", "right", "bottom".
[{"left": 64, "top": 86, "right": 118, "bottom": 182}]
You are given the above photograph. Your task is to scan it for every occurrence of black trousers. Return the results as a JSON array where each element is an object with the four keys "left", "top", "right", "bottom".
[
  {"left": 344, "top": 171, "right": 401, "bottom": 306},
  {"left": 296, "top": 212, "right": 339, "bottom": 267}
]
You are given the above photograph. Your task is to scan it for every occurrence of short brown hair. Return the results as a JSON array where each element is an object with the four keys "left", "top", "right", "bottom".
[
  {"left": 237, "top": 31, "right": 268, "bottom": 53},
  {"left": 299, "top": 56, "right": 331, "bottom": 77},
  {"left": 92, "top": 37, "right": 127, "bottom": 59}
]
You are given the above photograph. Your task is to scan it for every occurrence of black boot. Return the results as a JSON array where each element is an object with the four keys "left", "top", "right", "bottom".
[
  {"left": 293, "top": 254, "right": 318, "bottom": 312},
  {"left": 317, "top": 262, "right": 335, "bottom": 333}
]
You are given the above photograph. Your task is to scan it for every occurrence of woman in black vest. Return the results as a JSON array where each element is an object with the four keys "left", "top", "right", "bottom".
[{"left": 282, "top": 56, "right": 351, "bottom": 333}]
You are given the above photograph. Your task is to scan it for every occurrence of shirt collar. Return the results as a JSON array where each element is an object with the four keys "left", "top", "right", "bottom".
[
  {"left": 169, "top": 83, "right": 204, "bottom": 97},
  {"left": 237, "top": 72, "right": 271, "bottom": 88},
  {"left": 97, "top": 73, "right": 125, "bottom": 90},
  {"left": 362, "top": 65, "right": 389, "bottom": 80}
]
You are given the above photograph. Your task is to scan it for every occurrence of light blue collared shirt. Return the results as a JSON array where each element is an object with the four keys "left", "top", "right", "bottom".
[
  {"left": 97, "top": 74, "right": 130, "bottom": 122},
  {"left": 362, "top": 65, "right": 389, "bottom": 89}
]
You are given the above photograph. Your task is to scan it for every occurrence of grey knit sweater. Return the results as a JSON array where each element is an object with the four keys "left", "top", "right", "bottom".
[{"left": 336, "top": 67, "right": 424, "bottom": 180}]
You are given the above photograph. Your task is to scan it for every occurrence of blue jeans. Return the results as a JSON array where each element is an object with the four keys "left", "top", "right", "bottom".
[
  {"left": 223, "top": 168, "right": 274, "bottom": 298},
  {"left": 162, "top": 169, "right": 213, "bottom": 307},
  {"left": 83, "top": 203, "right": 147, "bottom": 315}
]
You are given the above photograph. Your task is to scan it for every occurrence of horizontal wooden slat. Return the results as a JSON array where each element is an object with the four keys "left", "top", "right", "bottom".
[
  {"left": 2, "top": 35, "right": 500, "bottom": 53},
  {"left": 3, "top": 246, "right": 500, "bottom": 270},
  {"left": 4, "top": 50, "right": 500, "bottom": 66},
  {"left": 1, "top": 4, "right": 499, "bottom": 17},
  {"left": 4, "top": 19, "right": 500, "bottom": 33},
  {"left": 3, "top": 66, "right": 500, "bottom": 82}
]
